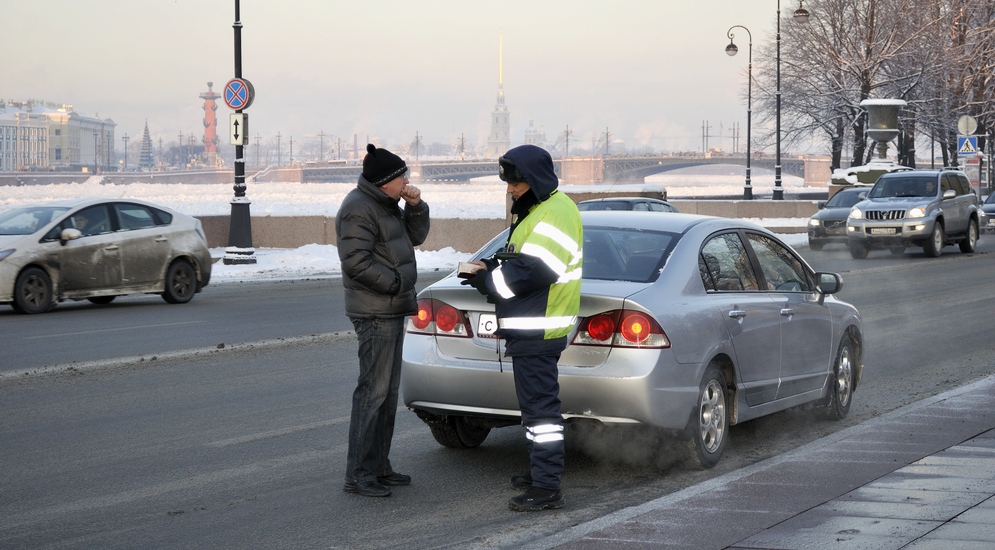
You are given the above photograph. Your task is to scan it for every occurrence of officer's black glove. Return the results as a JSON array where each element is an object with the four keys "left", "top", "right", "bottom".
[{"left": 460, "top": 269, "right": 490, "bottom": 297}]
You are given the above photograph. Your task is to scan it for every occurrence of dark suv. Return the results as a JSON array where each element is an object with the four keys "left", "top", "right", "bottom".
[{"left": 846, "top": 168, "right": 980, "bottom": 258}]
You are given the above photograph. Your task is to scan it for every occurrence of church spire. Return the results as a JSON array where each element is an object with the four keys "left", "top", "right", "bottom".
[{"left": 487, "top": 32, "right": 510, "bottom": 158}]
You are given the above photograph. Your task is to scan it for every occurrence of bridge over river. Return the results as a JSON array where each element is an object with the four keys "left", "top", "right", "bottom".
[
  {"left": 0, "top": 154, "right": 820, "bottom": 187},
  {"left": 256, "top": 154, "right": 814, "bottom": 185}
]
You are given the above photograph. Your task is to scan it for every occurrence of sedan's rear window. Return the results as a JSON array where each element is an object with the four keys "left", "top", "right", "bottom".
[
  {"left": 583, "top": 227, "right": 674, "bottom": 282},
  {"left": 472, "top": 227, "right": 674, "bottom": 283}
]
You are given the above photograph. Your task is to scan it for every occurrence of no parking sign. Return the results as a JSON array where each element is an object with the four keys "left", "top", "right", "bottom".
[{"left": 223, "top": 78, "right": 255, "bottom": 110}]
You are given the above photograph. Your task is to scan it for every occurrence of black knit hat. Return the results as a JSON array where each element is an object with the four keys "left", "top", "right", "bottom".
[{"left": 362, "top": 144, "right": 408, "bottom": 186}]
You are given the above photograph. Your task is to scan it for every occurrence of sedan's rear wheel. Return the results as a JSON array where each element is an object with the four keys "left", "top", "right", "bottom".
[
  {"left": 87, "top": 296, "right": 117, "bottom": 305},
  {"left": 959, "top": 220, "right": 978, "bottom": 254},
  {"left": 819, "top": 334, "right": 855, "bottom": 420},
  {"left": 161, "top": 260, "right": 196, "bottom": 304},
  {"left": 424, "top": 415, "right": 491, "bottom": 449},
  {"left": 923, "top": 223, "right": 945, "bottom": 257},
  {"left": 683, "top": 366, "right": 728, "bottom": 469},
  {"left": 13, "top": 267, "right": 53, "bottom": 315},
  {"left": 848, "top": 241, "right": 868, "bottom": 259}
]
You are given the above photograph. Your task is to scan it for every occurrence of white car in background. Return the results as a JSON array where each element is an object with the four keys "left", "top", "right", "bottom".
[{"left": 0, "top": 198, "right": 212, "bottom": 314}]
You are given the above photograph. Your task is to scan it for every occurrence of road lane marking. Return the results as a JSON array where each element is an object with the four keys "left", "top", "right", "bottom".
[
  {"left": 206, "top": 407, "right": 409, "bottom": 448},
  {"left": 0, "top": 331, "right": 357, "bottom": 383},
  {"left": 23, "top": 321, "right": 207, "bottom": 339}
]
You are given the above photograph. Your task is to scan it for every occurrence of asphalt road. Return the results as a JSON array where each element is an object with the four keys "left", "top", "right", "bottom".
[{"left": 2, "top": 239, "right": 994, "bottom": 549}]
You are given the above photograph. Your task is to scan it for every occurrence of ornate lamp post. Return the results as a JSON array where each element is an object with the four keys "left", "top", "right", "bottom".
[
  {"left": 774, "top": 0, "right": 811, "bottom": 200},
  {"left": 725, "top": 25, "right": 753, "bottom": 200}
]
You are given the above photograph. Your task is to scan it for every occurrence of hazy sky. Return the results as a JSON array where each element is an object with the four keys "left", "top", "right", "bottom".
[{"left": 3, "top": 0, "right": 798, "bottom": 156}]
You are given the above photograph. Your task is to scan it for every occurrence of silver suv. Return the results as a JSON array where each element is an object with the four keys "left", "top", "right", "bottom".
[{"left": 846, "top": 168, "right": 980, "bottom": 258}]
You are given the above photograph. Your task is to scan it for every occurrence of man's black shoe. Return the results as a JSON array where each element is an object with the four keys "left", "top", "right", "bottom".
[
  {"left": 508, "top": 487, "right": 564, "bottom": 512},
  {"left": 510, "top": 473, "right": 532, "bottom": 489},
  {"left": 377, "top": 472, "right": 411, "bottom": 486},
  {"left": 343, "top": 480, "right": 391, "bottom": 497}
]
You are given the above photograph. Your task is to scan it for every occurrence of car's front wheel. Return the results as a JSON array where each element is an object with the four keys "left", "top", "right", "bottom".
[
  {"left": 421, "top": 414, "right": 491, "bottom": 449},
  {"left": 819, "top": 334, "right": 855, "bottom": 420},
  {"left": 808, "top": 240, "right": 824, "bottom": 251},
  {"left": 162, "top": 259, "right": 196, "bottom": 304},
  {"left": 848, "top": 241, "right": 869, "bottom": 259},
  {"left": 683, "top": 365, "right": 728, "bottom": 469},
  {"left": 13, "top": 267, "right": 54, "bottom": 314},
  {"left": 959, "top": 219, "right": 978, "bottom": 254},
  {"left": 923, "top": 223, "right": 945, "bottom": 257}
]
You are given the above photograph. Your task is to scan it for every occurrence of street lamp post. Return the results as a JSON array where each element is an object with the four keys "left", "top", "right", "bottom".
[
  {"left": 725, "top": 25, "right": 753, "bottom": 200},
  {"left": 774, "top": 0, "right": 810, "bottom": 200},
  {"left": 121, "top": 133, "right": 129, "bottom": 172},
  {"left": 223, "top": 0, "right": 256, "bottom": 264}
]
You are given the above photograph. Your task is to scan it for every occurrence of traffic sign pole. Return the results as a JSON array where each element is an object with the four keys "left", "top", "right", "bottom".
[{"left": 223, "top": 0, "right": 255, "bottom": 265}]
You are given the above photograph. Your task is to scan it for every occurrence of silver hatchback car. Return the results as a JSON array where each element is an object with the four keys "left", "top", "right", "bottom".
[
  {"left": 0, "top": 198, "right": 212, "bottom": 314},
  {"left": 401, "top": 212, "right": 862, "bottom": 468}
]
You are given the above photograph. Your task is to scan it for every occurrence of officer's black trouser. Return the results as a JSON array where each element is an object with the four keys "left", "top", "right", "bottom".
[{"left": 512, "top": 352, "right": 564, "bottom": 491}]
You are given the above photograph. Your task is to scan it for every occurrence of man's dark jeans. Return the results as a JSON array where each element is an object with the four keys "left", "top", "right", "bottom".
[{"left": 345, "top": 316, "right": 406, "bottom": 484}]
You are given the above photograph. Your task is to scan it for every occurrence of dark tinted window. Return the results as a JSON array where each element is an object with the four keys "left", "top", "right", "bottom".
[
  {"left": 115, "top": 203, "right": 157, "bottom": 230},
  {"left": 870, "top": 176, "right": 936, "bottom": 198},
  {"left": 472, "top": 226, "right": 674, "bottom": 283},
  {"left": 746, "top": 232, "right": 814, "bottom": 292},
  {"left": 583, "top": 227, "right": 673, "bottom": 282},
  {"left": 577, "top": 201, "right": 631, "bottom": 211},
  {"left": 825, "top": 189, "right": 864, "bottom": 208},
  {"left": 151, "top": 207, "right": 173, "bottom": 225},
  {"left": 71, "top": 205, "right": 112, "bottom": 237},
  {"left": 699, "top": 232, "right": 759, "bottom": 292}
]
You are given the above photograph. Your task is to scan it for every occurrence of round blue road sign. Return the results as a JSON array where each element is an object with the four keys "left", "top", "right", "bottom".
[{"left": 224, "top": 78, "right": 255, "bottom": 110}]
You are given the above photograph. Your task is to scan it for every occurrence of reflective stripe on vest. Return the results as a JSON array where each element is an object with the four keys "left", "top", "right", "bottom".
[{"left": 492, "top": 264, "right": 515, "bottom": 299}]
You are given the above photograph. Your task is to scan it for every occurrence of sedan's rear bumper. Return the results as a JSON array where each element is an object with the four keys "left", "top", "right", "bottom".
[{"left": 401, "top": 333, "right": 705, "bottom": 431}]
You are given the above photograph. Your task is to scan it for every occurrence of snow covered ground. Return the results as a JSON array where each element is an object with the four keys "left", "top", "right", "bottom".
[{"left": 0, "top": 170, "right": 810, "bottom": 283}]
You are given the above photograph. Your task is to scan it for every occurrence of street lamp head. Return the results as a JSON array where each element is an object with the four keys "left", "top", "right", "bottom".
[
  {"left": 793, "top": 1, "right": 810, "bottom": 23},
  {"left": 725, "top": 42, "right": 739, "bottom": 56}
]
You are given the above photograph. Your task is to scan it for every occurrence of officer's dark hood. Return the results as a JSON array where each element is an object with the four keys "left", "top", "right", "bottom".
[{"left": 502, "top": 145, "right": 558, "bottom": 202}]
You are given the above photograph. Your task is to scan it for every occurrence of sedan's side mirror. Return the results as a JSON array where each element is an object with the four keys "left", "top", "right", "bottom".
[
  {"left": 858, "top": 192, "right": 867, "bottom": 200},
  {"left": 816, "top": 272, "right": 842, "bottom": 295},
  {"left": 943, "top": 189, "right": 956, "bottom": 199},
  {"left": 60, "top": 228, "right": 81, "bottom": 245}
]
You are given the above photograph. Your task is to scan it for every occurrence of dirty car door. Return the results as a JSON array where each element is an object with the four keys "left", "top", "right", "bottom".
[{"left": 58, "top": 205, "right": 122, "bottom": 294}]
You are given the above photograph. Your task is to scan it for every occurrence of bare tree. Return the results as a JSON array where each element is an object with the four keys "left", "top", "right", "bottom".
[{"left": 748, "top": 0, "right": 995, "bottom": 168}]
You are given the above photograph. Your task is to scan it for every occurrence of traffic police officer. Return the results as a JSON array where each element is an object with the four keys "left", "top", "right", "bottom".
[{"left": 463, "top": 144, "right": 583, "bottom": 511}]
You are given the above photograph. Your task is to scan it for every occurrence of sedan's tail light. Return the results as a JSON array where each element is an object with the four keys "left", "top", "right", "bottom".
[
  {"left": 408, "top": 298, "right": 472, "bottom": 338},
  {"left": 572, "top": 309, "right": 670, "bottom": 348}
]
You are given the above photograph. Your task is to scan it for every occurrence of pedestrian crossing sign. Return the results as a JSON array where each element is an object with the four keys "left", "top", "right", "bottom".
[{"left": 957, "top": 136, "right": 977, "bottom": 155}]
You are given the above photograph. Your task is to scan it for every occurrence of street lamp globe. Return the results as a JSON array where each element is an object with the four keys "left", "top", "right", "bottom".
[
  {"left": 725, "top": 42, "right": 739, "bottom": 56},
  {"left": 793, "top": 6, "right": 810, "bottom": 23}
]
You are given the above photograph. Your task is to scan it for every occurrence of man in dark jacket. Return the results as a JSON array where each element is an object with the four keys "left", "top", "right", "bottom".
[
  {"left": 338, "top": 144, "right": 430, "bottom": 497},
  {"left": 462, "top": 144, "right": 583, "bottom": 511}
]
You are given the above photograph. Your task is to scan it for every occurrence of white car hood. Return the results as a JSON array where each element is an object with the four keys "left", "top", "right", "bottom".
[{"left": 0, "top": 234, "right": 29, "bottom": 249}]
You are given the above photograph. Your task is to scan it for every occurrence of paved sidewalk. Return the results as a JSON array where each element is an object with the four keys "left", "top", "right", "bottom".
[{"left": 535, "top": 374, "right": 995, "bottom": 550}]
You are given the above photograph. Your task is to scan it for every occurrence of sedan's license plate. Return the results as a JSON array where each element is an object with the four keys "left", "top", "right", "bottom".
[
  {"left": 477, "top": 313, "right": 498, "bottom": 337},
  {"left": 870, "top": 227, "right": 896, "bottom": 235}
]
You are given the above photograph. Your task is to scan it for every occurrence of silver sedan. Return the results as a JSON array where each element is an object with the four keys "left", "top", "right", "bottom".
[
  {"left": 401, "top": 212, "right": 862, "bottom": 468},
  {"left": 0, "top": 198, "right": 212, "bottom": 314}
]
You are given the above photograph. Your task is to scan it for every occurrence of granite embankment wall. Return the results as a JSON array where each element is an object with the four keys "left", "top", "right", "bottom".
[{"left": 197, "top": 195, "right": 817, "bottom": 252}]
